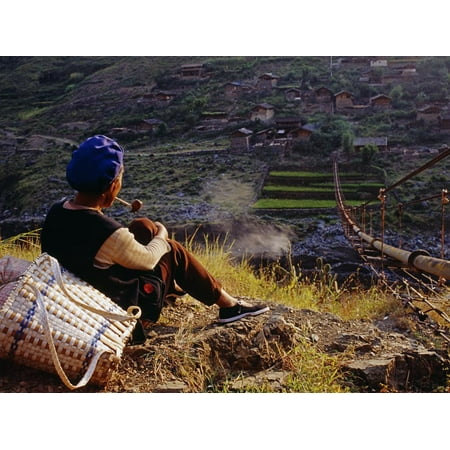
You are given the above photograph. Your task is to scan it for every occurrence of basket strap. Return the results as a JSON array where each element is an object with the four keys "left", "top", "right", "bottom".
[
  {"left": 33, "top": 285, "right": 106, "bottom": 390},
  {"left": 46, "top": 254, "right": 142, "bottom": 322}
]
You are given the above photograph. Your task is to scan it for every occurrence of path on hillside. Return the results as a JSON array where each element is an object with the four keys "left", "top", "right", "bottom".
[{"left": 32, "top": 134, "right": 79, "bottom": 146}]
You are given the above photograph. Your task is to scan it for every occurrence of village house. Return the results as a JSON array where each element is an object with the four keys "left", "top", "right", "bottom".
[
  {"left": 416, "top": 105, "right": 442, "bottom": 124},
  {"left": 315, "top": 86, "right": 333, "bottom": 103},
  {"left": 287, "top": 124, "right": 314, "bottom": 142},
  {"left": 285, "top": 88, "right": 302, "bottom": 102},
  {"left": 256, "top": 73, "right": 279, "bottom": 91},
  {"left": 179, "top": 63, "right": 206, "bottom": 79},
  {"left": 275, "top": 116, "right": 303, "bottom": 131},
  {"left": 341, "top": 57, "right": 370, "bottom": 65},
  {"left": 134, "top": 118, "right": 165, "bottom": 132},
  {"left": 197, "top": 111, "right": 229, "bottom": 131},
  {"left": 397, "top": 63, "right": 418, "bottom": 78},
  {"left": 153, "top": 90, "right": 177, "bottom": 104},
  {"left": 370, "top": 94, "right": 392, "bottom": 110},
  {"left": 230, "top": 128, "right": 252, "bottom": 151},
  {"left": 353, "top": 137, "right": 388, "bottom": 152},
  {"left": 334, "top": 91, "right": 354, "bottom": 110},
  {"left": 137, "top": 90, "right": 177, "bottom": 105},
  {"left": 250, "top": 103, "right": 275, "bottom": 124},
  {"left": 381, "top": 63, "right": 417, "bottom": 84},
  {"left": 224, "top": 81, "right": 254, "bottom": 99},
  {"left": 401, "top": 68, "right": 418, "bottom": 79},
  {"left": 252, "top": 128, "right": 276, "bottom": 146},
  {"left": 370, "top": 59, "right": 388, "bottom": 68},
  {"left": 381, "top": 70, "right": 403, "bottom": 84},
  {"left": 227, "top": 115, "right": 247, "bottom": 125},
  {"left": 137, "top": 93, "right": 154, "bottom": 103}
]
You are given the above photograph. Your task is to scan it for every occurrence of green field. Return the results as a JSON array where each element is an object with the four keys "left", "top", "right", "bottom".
[
  {"left": 253, "top": 199, "right": 362, "bottom": 209},
  {"left": 269, "top": 171, "right": 362, "bottom": 178},
  {"left": 258, "top": 169, "right": 382, "bottom": 209},
  {"left": 269, "top": 171, "right": 333, "bottom": 177},
  {"left": 263, "top": 186, "right": 335, "bottom": 193}
]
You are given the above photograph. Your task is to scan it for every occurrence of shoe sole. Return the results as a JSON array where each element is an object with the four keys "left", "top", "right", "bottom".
[{"left": 218, "top": 306, "right": 270, "bottom": 324}]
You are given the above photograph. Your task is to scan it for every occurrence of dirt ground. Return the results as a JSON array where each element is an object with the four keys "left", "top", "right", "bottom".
[{"left": 1, "top": 295, "right": 449, "bottom": 393}]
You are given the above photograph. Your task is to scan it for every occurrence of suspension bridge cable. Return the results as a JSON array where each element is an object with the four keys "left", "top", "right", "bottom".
[{"left": 361, "top": 146, "right": 450, "bottom": 208}]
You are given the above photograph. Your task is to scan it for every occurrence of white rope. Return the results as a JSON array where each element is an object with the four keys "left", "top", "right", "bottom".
[
  {"left": 46, "top": 253, "right": 141, "bottom": 321},
  {"left": 25, "top": 253, "right": 141, "bottom": 389},
  {"left": 33, "top": 284, "right": 105, "bottom": 390}
]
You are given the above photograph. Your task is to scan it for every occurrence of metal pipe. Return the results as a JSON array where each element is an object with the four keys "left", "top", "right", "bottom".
[{"left": 334, "top": 159, "right": 450, "bottom": 280}]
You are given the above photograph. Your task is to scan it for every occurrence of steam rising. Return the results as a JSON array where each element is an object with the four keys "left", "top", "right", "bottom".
[{"left": 230, "top": 221, "right": 295, "bottom": 259}]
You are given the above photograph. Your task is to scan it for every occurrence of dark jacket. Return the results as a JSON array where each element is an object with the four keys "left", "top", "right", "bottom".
[
  {"left": 41, "top": 201, "right": 164, "bottom": 343},
  {"left": 41, "top": 200, "right": 121, "bottom": 284}
]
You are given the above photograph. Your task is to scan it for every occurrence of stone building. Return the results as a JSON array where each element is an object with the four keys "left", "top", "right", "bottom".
[{"left": 250, "top": 103, "right": 275, "bottom": 124}]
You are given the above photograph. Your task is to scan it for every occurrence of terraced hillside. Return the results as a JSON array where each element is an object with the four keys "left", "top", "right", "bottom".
[{"left": 253, "top": 169, "right": 384, "bottom": 210}]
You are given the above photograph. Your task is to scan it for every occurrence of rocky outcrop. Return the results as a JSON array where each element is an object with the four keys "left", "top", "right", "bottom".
[
  {"left": 188, "top": 305, "right": 448, "bottom": 392},
  {"left": 1, "top": 300, "right": 448, "bottom": 393},
  {"left": 124, "top": 301, "right": 448, "bottom": 393}
]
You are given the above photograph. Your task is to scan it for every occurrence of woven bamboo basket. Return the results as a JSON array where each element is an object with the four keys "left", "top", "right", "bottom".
[{"left": 0, "top": 253, "right": 141, "bottom": 390}]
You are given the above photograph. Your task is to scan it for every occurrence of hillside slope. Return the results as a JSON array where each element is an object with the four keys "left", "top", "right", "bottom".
[
  {"left": 1, "top": 56, "right": 449, "bottom": 243},
  {"left": 1, "top": 296, "right": 448, "bottom": 393}
]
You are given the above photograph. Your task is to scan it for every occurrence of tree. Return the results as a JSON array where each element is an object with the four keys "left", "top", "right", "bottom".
[
  {"left": 155, "top": 122, "right": 168, "bottom": 137},
  {"left": 415, "top": 91, "right": 428, "bottom": 106},
  {"left": 389, "top": 85, "right": 403, "bottom": 107},
  {"left": 341, "top": 131, "right": 354, "bottom": 157},
  {"left": 361, "top": 143, "right": 379, "bottom": 165}
]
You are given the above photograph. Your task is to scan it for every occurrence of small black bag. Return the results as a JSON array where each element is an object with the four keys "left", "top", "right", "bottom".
[
  {"left": 104, "top": 269, "right": 165, "bottom": 322},
  {"left": 93, "top": 266, "right": 166, "bottom": 344},
  {"left": 135, "top": 272, "right": 165, "bottom": 322}
]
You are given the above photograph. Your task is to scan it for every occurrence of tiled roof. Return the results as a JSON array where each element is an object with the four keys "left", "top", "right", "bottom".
[{"left": 354, "top": 137, "right": 388, "bottom": 146}]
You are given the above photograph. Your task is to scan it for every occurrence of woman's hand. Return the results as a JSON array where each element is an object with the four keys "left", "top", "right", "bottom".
[{"left": 154, "top": 221, "right": 169, "bottom": 241}]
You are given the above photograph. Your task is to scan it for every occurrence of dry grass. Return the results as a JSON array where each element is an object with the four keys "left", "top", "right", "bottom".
[
  {"left": 0, "top": 228, "right": 399, "bottom": 324},
  {"left": 0, "top": 229, "right": 404, "bottom": 393},
  {"left": 186, "top": 234, "right": 402, "bottom": 323},
  {"left": 0, "top": 229, "right": 41, "bottom": 261}
]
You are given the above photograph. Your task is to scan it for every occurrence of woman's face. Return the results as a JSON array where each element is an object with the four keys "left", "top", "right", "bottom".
[
  {"left": 113, "top": 170, "right": 123, "bottom": 196},
  {"left": 103, "top": 169, "right": 123, "bottom": 208}
]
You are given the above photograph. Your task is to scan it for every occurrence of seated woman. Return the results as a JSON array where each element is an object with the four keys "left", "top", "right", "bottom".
[{"left": 41, "top": 135, "right": 269, "bottom": 341}]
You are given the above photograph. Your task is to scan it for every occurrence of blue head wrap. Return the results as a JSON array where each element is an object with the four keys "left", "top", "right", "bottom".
[{"left": 66, "top": 135, "right": 124, "bottom": 193}]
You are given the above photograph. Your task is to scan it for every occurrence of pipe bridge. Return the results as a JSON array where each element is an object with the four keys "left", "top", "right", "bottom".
[{"left": 333, "top": 152, "right": 450, "bottom": 282}]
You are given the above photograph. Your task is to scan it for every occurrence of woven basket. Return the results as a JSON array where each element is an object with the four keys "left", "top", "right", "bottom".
[
  {"left": 0, "top": 256, "right": 32, "bottom": 309},
  {"left": 0, "top": 253, "right": 141, "bottom": 390}
]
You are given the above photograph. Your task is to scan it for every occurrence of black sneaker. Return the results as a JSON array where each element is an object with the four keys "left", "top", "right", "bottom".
[{"left": 218, "top": 301, "right": 270, "bottom": 324}]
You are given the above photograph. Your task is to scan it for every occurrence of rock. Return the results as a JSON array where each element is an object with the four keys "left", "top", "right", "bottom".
[
  {"left": 344, "top": 349, "right": 446, "bottom": 392},
  {"left": 153, "top": 380, "right": 188, "bottom": 393},
  {"left": 230, "top": 370, "right": 290, "bottom": 391},
  {"left": 198, "top": 310, "right": 301, "bottom": 372},
  {"left": 327, "top": 333, "right": 382, "bottom": 353}
]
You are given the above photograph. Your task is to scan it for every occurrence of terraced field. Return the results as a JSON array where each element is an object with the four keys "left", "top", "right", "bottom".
[{"left": 253, "top": 170, "right": 384, "bottom": 210}]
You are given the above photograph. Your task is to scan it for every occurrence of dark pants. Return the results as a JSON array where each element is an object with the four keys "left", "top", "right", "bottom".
[{"left": 128, "top": 218, "right": 222, "bottom": 306}]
